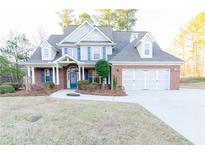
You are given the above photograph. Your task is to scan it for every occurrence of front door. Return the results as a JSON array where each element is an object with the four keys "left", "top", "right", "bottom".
[{"left": 70, "top": 72, "right": 77, "bottom": 89}]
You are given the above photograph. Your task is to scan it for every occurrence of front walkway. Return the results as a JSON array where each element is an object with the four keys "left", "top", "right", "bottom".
[{"left": 50, "top": 89, "right": 205, "bottom": 144}]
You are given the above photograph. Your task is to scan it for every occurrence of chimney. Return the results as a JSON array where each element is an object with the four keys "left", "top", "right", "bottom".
[{"left": 130, "top": 32, "right": 139, "bottom": 42}]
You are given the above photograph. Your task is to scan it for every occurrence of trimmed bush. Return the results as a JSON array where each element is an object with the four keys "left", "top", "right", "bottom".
[
  {"left": 78, "top": 80, "right": 89, "bottom": 86},
  {"left": 78, "top": 80, "right": 90, "bottom": 90},
  {"left": 78, "top": 80, "right": 98, "bottom": 91},
  {"left": 87, "top": 82, "right": 98, "bottom": 91},
  {"left": 67, "top": 93, "right": 80, "bottom": 96},
  {"left": 0, "top": 84, "right": 15, "bottom": 94},
  {"left": 46, "top": 81, "right": 55, "bottom": 89},
  {"left": 3, "top": 82, "right": 22, "bottom": 90}
]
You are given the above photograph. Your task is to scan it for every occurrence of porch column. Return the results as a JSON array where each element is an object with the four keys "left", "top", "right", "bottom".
[
  {"left": 56, "top": 64, "right": 59, "bottom": 85},
  {"left": 78, "top": 66, "right": 81, "bottom": 80},
  {"left": 82, "top": 66, "right": 85, "bottom": 80},
  {"left": 27, "top": 67, "right": 31, "bottom": 78},
  {"left": 52, "top": 66, "right": 56, "bottom": 84},
  {"left": 31, "top": 67, "right": 35, "bottom": 84}
]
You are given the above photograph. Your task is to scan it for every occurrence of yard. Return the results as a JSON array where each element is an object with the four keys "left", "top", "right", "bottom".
[
  {"left": 180, "top": 77, "right": 205, "bottom": 89},
  {"left": 0, "top": 96, "right": 191, "bottom": 145}
]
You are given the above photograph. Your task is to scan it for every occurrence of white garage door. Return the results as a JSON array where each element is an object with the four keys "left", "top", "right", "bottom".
[{"left": 122, "top": 69, "right": 170, "bottom": 90}]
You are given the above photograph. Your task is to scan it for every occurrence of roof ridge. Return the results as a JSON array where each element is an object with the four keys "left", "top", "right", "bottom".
[{"left": 113, "top": 30, "right": 148, "bottom": 33}]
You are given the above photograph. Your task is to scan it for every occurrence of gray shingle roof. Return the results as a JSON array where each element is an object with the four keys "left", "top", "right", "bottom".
[
  {"left": 47, "top": 35, "right": 62, "bottom": 49},
  {"left": 28, "top": 24, "right": 182, "bottom": 64},
  {"left": 109, "top": 40, "right": 183, "bottom": 62}
]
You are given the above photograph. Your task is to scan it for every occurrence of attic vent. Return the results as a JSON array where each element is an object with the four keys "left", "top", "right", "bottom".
[{"left": 130, "top": 33, "right": 139, "bottom": 42}]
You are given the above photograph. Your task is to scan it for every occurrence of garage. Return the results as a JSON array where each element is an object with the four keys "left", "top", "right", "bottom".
[{"left": 122, "top": 69, "right": 170, "bottom": 90}]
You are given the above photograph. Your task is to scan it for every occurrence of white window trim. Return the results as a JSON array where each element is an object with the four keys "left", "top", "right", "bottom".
[
  {"left": 63, "top": 47, "right": 74, "bottom": 56},
  {"left": 44, "top": 69, "right": 50, "bottom": 82},
  {"left": 142, "top": 41, "right": 153, "bottom": 58},
  {"left": 43, "top": 48, "right": 49, "bottom": 59},
  {"left": 92, "top": 46, "right": 102, "bottom": 60},
  {"left": 42, "top": 47, "right": 51, "bottom": 60}
]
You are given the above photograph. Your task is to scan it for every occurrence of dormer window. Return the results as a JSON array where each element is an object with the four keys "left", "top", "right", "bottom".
[
  {"left": 144, "top": 43, "right": 151, "bottom": 55},
  {"left": 142, "top": 42, "right": 153, "bottom": 58},
  {"left": 43, "top": 48, "right": 49, "bottom": 59}
]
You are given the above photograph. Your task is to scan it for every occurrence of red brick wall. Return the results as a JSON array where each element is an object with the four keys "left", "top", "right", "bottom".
[
  {"left": 111, "top": 65, "right": 180, "bottom": 90},
  {"left": 34, "top": 68, "right": 42, "bottom": 86},
  {"left": 33, "top": 67, "right": 66, "bottom": 89}
]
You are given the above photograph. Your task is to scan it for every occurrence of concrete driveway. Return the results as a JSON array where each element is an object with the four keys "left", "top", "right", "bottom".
[{"left": 51, "top": 88, "right": 205, "bottom": 144}]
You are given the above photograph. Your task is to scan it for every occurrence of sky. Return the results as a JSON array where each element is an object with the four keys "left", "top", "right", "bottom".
[{"left": 0, "top": 0, "right": 204, "bottom": 50}]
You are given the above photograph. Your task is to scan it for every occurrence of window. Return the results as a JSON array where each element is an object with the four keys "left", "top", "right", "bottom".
[
  {"left": 144, "top": 43, "right": 151, "bottom": 55},
  {"left": 44, "top": 48, "right": 49, "bottom": 59},
  {"left": 64, "top": 48, "right": 68, "bottom": 54},
  {"left": 45, "top": 69, "right": 50, "bottom": 82},
  {"left": 102, "top": 47, "right": 106, "bottom": 59},
  {"left": 63, "top": 48, "right": 72, "bottom": 55},
  {"left": 93, "top": 47, "right": 101, "bottom": 60}
]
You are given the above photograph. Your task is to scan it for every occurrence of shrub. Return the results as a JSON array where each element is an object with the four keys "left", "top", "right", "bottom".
[
  {"left": 95, "top": 59, "right": 109, "bottom": 89},
  {"left": 78, "top": 80, "right": 89, "bottom": 86},
  {"left": 3, "top": 82, "right": 22, "bottom": 90},
  {"left": 46, "top": 81, "right": 55, "bottom": 89},
  {"left": 0, "top": 84, "right": 15, "bottom": 94},
  {"left": 78, "top": 80, "right": 98, "bottom": 91},
  {"left": 67, "top": 93, "right": 80, "bottom": 96},
  {"left": 87, "top": 82, "right": 98, "bottom": 91},
  {"left": 78, "top": 80, "right": 90, "bottom": 90}
]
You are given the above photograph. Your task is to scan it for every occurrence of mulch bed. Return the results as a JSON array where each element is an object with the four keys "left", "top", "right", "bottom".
[
  {"left": 0, "top": 88, "right": 59, "bottom": 97},
  {"left": 76, "top": 89, "right": 127, "bottom": 96}
]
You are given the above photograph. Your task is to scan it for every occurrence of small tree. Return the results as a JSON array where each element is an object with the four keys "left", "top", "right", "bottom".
[
  {"left": 95, "top": 59, "right": 110, "bottom": 88},
  {"left": 0, "top": 34, "right": 32, "bottom": 88}
]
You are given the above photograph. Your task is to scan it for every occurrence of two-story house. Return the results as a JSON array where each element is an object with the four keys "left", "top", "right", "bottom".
[{"left": 22, "top": 21, "right": 183, "bottom": 91}]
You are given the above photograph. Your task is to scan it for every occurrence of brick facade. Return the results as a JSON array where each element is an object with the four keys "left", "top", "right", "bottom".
[
  {"left": 33, "top": 64, "right": 79, "bottom": 89},
  {"left": 33, "top": 64, "right": 180, "bottom": 90},
  {"left": 111, "top": 65, "right": 180, "bottom": 90}
]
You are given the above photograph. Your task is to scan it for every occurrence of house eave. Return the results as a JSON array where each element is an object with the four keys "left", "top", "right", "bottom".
[{"left": 109, "top": 61, "right": 184, "bottom": 65}]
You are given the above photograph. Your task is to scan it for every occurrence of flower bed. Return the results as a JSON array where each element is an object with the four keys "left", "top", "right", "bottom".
[
  {"left": 76, "top": 89, "right": 127, "bottom": 96},
  {"left": 0, "top": 87, "right": 60, "bottom": 97}
]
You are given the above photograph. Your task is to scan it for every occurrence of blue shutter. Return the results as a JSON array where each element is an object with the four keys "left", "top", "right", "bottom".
[
  {"left": 41, "top": 69, "right": 45, "bottom": 83},
  {"left": 85, "top": 69, "right": 89, "bottom": 80},
  {"left": 49, "top": 68, "right": 53, "bottom": 82},
  {"left": 102, "top": 47, "right": 106, "bottom": 59},
  {"left": 77, "top": 48, "right": 81, "bottom": 60},
  {"left": 88, "top": 47, "right": 91, "bottom": 61}
]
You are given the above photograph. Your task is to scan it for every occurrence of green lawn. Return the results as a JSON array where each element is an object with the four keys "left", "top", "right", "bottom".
[{"left": 0, "top": 97, "right": 191, "bottom": 145}]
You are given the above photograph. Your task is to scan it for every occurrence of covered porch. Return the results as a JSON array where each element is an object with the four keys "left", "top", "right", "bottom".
[{"left": 27, "top": 54, "right": 111, "bottom": 89}]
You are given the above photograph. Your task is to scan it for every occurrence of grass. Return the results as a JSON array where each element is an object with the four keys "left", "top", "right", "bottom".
[
  {"left": 0, "top": 96, "right": 191, "bottom": 145},
  {"left": 181, "top": 77, "right": 205, "bottom": 83},
  {"left": 180, "top": 77, "right": 205, "bottom": 89}
]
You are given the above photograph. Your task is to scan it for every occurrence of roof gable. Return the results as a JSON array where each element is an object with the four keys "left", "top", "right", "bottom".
[
  {"left": 53, "top": 54, "right": 79, "bottom": 63},
  {"left": 77, "top": 27, "right": 115, "bottom": 44},
  {"left": 58, "top": 21, "right": 93, "bottom": 44}
]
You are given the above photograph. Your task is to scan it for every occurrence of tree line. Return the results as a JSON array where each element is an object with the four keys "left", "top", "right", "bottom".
[
  {"left": 169, "top": 11, "right": 205, "bottom": 77},
  {"left": 56, "top": 9, "right": 138, "bottom": 32}
]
